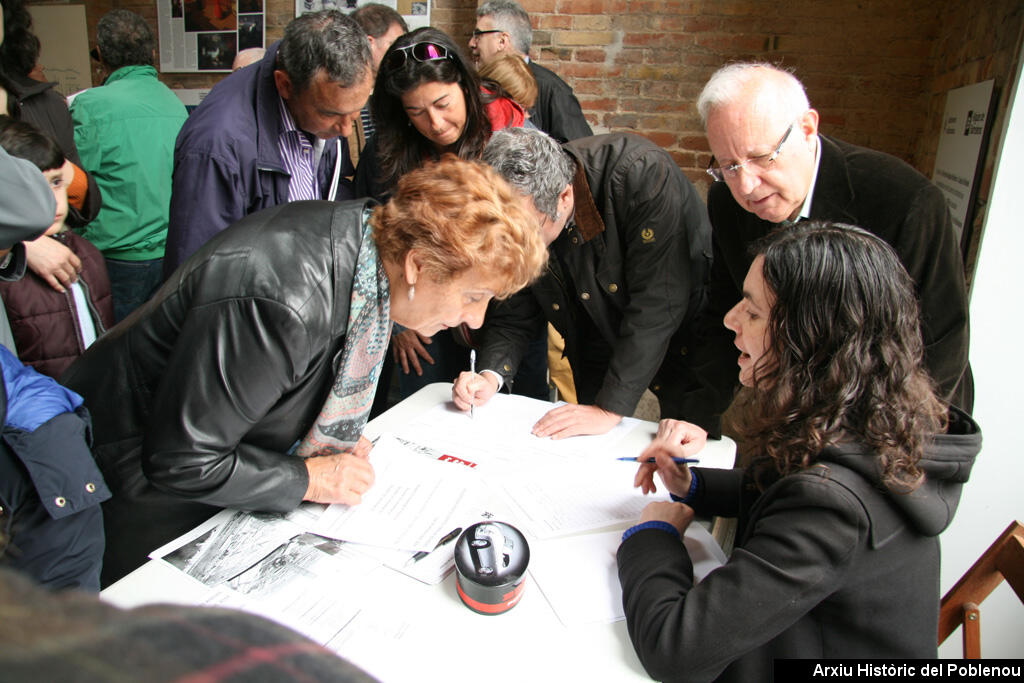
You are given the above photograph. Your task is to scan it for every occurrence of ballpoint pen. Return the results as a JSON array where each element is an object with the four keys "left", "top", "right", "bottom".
[
  {"left": 406, "top": 526, "right": 463, "bottom": 566},
  {"left": 617, "top": 456, "right": 699, "bottom": 465},
  {"left": 469, "top": 349, "right": 476, "bottom": 420}
]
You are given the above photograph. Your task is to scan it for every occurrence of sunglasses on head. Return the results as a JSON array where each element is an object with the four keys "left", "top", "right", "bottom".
[{"left": 383, "top": 41, "right": 452, "bottom": 73}]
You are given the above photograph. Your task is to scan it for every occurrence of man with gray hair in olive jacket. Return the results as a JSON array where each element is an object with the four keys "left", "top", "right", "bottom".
[{"left": 453, "top": 128, "right": 712, "bottom": 438}]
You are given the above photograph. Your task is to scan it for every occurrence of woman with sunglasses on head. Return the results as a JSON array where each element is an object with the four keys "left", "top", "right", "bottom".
[
  {"left": 355, "top": 26, "right": 531, "bottom": 406},
  {"left": 355, "top": 26, "right": 526, "bottom": 201},
  {"left": 616, "top": 222, "right": 981, "bottom": 681}
]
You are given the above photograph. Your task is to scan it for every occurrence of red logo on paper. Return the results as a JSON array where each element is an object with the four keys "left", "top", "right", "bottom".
[{"left": 439, "top": 454, "right": 478, "bottom": 468}]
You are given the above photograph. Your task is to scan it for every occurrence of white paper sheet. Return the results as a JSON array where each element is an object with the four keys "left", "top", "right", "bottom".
[
  {"left": 529, "top": 522, "right": 727, "bottom": 627},
  {"left": 149, "top": 508, "right": 385, "bottom": 647},
  {"left": 490, "top": 458, "right": 656, "bottom": 538},
  {"left": 394, "top": 393, "right": 644, "bottom": 473},
  {"left": 310, "top": 433, "right": 485, "bottom": 551}
]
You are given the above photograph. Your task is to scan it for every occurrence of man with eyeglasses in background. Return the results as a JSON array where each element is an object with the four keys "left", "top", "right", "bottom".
[
  {"left": 163, "top": 10, "right": 373, "bottom": 276},
  {"left": 469, "top": 0, "right": 591, "bottom": 143},
  {"left": 674, "top": 62, "right": 972, "bottom": 439}
]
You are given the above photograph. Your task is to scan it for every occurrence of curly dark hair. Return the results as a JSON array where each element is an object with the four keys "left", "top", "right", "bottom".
[
  {"left": 370, "top": 27, "right": 497, "bottom": 192},
  {"left": 96, "top": 10, "right": 155, "bottom": 71},
  {"left": 1, "top": 0, "right": 41, "bottom": 77},
  {"left": 736, "top": 221, "right": 947, "bottom": 492}
]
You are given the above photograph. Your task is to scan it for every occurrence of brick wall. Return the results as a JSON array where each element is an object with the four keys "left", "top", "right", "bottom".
[{"left": 47, "top": 0, "right": 1022, "bottom": 200}]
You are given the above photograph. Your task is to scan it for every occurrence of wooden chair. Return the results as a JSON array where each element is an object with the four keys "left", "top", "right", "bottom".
[{"left": 938, "top": 520, "right": 1024, "bottom": 658}]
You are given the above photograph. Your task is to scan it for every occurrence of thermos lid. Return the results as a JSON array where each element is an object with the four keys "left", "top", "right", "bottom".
[{"left": 454, "top": 521, "right": 529, "bottom": 614}]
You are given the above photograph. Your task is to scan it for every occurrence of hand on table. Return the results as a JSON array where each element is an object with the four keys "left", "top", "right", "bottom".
[
  {"left": 303, "top": 435, "right": 375, "bottom": 505},
  {"left": 392, "top": 329, "right": 434, "bottom": 375},
  {"left": 25, "top": 235, "right": 81, "bottom": 293},
  {"left": 532, "top": 403, "right": 621, "bottom": 440},
  {"left": 639, "top": 501, "right": 695, "bottom": 536},
  {"left": 632, "top": 419, "right": 706, "bottom": 496},
  {"left": 452, "top": 370, "right": 499, "bottom": 412}
]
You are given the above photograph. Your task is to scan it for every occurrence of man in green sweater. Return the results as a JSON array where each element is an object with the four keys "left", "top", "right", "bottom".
[{"left": 70, "top": 10, "right": 187, "bottom": 322}]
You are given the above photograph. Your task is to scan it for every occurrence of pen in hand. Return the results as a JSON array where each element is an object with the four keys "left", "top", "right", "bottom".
[
  {"left": 406, "top": 526, "right": 463, "bottom": 566},
  {"left": 469, "top": 349, "right": 476, "bottom": 420},
  {"left": 617, "top": 456, "right": 699, "bottom": 465}
]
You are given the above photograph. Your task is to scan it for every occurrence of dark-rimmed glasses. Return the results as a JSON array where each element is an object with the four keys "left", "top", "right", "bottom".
[
  {"left": 470, "top": 29, "right": 503, "bottom": 39},
  {"left": 706, "top": 122, "right": 795, "bottom": 182},
  {"left": 383, "top": 42, "right": 452, "bottom": 73}
]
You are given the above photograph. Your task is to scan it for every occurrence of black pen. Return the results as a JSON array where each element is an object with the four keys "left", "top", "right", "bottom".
[{"left": 406, "top": 526, "right": 463, "bottom": 566}]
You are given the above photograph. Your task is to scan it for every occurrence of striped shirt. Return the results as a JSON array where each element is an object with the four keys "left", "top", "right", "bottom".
[
  {"left": 277, "top": 96, "right": 326, "bottom": 202},
  {"left": 360, "top": 107, "right": 375, "bottom": 142}
]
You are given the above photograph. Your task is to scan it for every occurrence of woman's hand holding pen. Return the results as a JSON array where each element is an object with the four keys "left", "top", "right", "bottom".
[
  {"left": 452, "top": 370, "right": 499, "bottom": 412},
  {"left": 633, "top": 419, "right": 707, "bottom": 496},
  {"left": 303, "top": 435, "right": 376, "bottom": 505}
]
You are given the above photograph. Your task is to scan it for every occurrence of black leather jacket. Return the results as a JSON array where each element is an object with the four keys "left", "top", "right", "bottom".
[
  {"left": 61, "top": 200, "right": 371, "bottom": 580},
  {"left": 477, "top": 133, "right": 713, "bottom": 417}
]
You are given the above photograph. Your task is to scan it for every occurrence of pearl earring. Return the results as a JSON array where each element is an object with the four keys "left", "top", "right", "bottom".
[{"left": 408, "top": 284, "right": 415, "bottom": 302}]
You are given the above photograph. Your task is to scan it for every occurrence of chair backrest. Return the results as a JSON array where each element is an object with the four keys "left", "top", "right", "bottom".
[{"left": 938, "top": 520, "right": 1024, "bottom": 658}]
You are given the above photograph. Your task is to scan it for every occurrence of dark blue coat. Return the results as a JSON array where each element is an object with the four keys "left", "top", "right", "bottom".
[
  {"left": 0, "top": 344, "right": 108, "bottom": 591},
  {"left": 164, "top": 43, "right": 354, "bottom": 276}
]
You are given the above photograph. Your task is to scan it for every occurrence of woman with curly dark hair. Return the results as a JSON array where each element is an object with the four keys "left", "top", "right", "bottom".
[
  {"left": 355, "top": 26, "right": 531, "bottom": 407},
  {"left": 616, "top": 221, "right": 982, "bottom": 682}
]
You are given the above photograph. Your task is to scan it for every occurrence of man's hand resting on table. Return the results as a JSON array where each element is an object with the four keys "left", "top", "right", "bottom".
[
  {"left": 532, "top": 403, "right": 621, "bottom": 439},
  {"left": 303, "top": 436, "right": 375, "bottom": 505},
  {"left": 452, "top": 370, "right": 499, "bottom": 411},
  {"left": 392, "top": 329, "right": 434, "bottom": 376}
]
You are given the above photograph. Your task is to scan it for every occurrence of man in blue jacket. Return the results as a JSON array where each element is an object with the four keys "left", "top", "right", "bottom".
[{"left": 164, "top": 10, "right": 374, "bottom": 276}]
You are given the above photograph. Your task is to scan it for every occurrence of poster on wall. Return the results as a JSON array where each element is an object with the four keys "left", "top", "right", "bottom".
[
  {"left": 26, "top": 5, "right": 92, "bottom": 97},
  {"left": 931, "top": 79, "right": 996, "bottom": 253},
  {"left": 157, "top": 0, "right": 266, "bottom": 73},
  {"left": 295, "top": 0, "right": 430, "bottom": 31}
]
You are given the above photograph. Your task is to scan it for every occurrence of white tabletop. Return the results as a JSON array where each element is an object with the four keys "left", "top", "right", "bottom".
[{"left": 102, "top": 383, "right": 736, "bottom": 682}]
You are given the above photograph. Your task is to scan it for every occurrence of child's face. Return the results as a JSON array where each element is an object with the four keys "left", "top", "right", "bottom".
[{"left": 42, "top": 161, "right": 72, "bottom": 236}]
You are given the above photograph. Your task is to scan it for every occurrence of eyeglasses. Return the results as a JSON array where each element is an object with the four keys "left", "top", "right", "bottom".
[
  {"left": 383, "top": 41, "right": 452, "bottom": 73},
  {"left": 470, "top": 29, "right": 504, "bottom": 39},
  {"left": 706, "top": 122, "right": 795, "bottom": 183}
]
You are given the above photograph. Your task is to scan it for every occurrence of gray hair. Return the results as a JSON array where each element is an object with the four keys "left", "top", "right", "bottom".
[
  {"left": 277, "top": 10, "right": 372, "bottom": 93},
  {"left": 696, "top": 62, "right": 810, "bottom": 128},
  {"left": 97, "top": 10, "right": 155, "bottom": 71},
  {"left": 477, "top": 0, "right": 532, "bottom": 55},
  {"left": 483, "top": 128, "right": 574, "bottom": 220}
]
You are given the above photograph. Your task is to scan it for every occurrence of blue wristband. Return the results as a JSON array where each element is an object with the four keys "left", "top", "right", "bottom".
[
  {"left": 622, "top": 520, "right": 680, "bottom": 543},
  {"left": 669, "top": 469, "right": 700, "bottom": 504}
]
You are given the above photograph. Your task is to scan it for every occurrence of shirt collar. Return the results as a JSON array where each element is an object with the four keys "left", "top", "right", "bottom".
[
  {"left": 796, "top": 134, "right": 822, "bottom": 220},
  {"left": 278, "top": 94, "right": 302, "bottom": 138}
]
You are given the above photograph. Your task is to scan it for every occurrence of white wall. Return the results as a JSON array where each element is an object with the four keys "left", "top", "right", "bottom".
[{"left": 937, "top": 50, "right": 1024, "bottom": 658}]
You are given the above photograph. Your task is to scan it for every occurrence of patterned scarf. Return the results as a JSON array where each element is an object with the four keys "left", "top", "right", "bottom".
[{"left": 296, "top": 213, "right": 391, "bottom": 457}]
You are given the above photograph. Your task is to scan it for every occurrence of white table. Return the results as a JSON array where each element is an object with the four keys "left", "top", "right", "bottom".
[{"left": 102, "top": 383, "right": 735, "bottom": 682}]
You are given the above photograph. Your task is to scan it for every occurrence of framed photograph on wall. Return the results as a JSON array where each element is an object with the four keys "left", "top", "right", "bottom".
[
  {"left": 295, "top": 0, "right": 431, "bottom": 31},
  {"left": 158, "top": 0, "right": 266, "bottom": 73}
]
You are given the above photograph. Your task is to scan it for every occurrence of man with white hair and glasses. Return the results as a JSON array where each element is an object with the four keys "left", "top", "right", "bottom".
[{"left": 680, "top": 62, "right": 972, "bottom": 438}]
